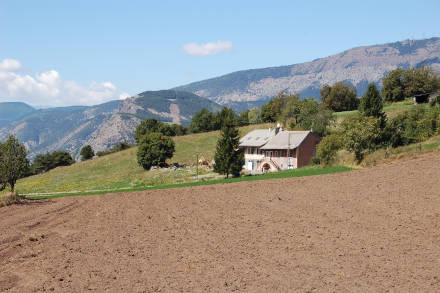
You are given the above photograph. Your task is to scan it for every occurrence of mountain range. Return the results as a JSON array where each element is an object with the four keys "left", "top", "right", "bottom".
[
  {"left": 175, "top": 37, "right": 440, "bottom": 110},
  {"left": 2, "top": 37, "right": 440, "bottom": 159},
  {"left": 0, "top": 90, "right": 221, "bottom": 159}
]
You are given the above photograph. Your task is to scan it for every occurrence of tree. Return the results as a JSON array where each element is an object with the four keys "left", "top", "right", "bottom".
[
  {"left": 136, "top": 132, "right": 175, "bottom": 170},
  {"left": 189, "top": 108, "right": 217, "bottom": 133},
  {"left": 280, "top": 94, "right": 302, "bottom": 125},
  {"left": 134, "top": 118, "right": 175, "bottom": 143},
  {"left": 316, "top": 134, "right": 343, "bottom": 166},
  {"left": 170, "top": 124, "right": 187, "bottom": 136},
  {"left": 248, "top": 107, "right": 262, "bottom": 124},
  {"left": 236, "top": 110, "right": 250, "bottom": 126},
  {"left": 214, "top": 118, "right": 244, "bottom": 178},
  {"left": 320, "top": 82, "right": 359, "bottom": 112},
  {"left": 0, "top": 135, "right": 29, "bottom": 192},
  {"left": 311, "top": 107, "right": 334, "bottom": 136},
  {"left": 80, "top": 145, "right": 94, "bottom": 161},
  {"left": 297, "top": 98, "right": 319, "bottom": 129},
  {"left": 359, "top": 83, "right": 386, "bottom": 129},
  {"left": 382, "top": 66, "right": 440, "bottom": 102},
  {"left": 342, "top": 115, "right": 382, "bottom": 163},
  {"left": 382, "top": 68, "right": 405, "bottom": 102},
  {"left": 261, "top": 91, "right": 288, "bottom": 122},
  {"left": 403, "top": 66, "right": 440, "bottom": 97},
  {"left": 215, "top": 107, "right": 236, "bottom": 129},
  {"left": 31, "top": 151, "right": 75, "bottom": 174},
  {"left": 359, "top": 84, "right": 384, "bottom": 118}
]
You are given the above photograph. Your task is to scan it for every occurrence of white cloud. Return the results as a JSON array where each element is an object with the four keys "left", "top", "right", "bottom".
[
  {"left": 0, "top": 59, "right": 22, "bottom": 72},
  {"left": 182, "top": 40, "right": 234, "bottom": 56},
  {"left": 119, "top": 92, "right": 131, "bottom": 100},
  {"left": 0, "top": 58, "right": 130, "bottom": 107}
]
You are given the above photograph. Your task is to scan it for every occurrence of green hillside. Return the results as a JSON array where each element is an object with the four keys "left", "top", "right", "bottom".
[{"left": 14, "top": 123, "right": 274, "bottom": 195}]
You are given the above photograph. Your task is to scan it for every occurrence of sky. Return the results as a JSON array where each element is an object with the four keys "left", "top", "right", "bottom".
[{"left": 1, "top": 0, "right": 440, "bottom": 107}]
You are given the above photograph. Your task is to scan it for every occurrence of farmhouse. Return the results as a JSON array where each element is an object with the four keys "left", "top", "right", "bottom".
[{"left": 239, "top": 125, "right": 321, "bottom": 172}]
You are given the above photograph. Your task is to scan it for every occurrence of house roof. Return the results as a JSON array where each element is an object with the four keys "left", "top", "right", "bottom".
[
  {"left": 239, "top": 129, "right": 276, "bottom": 147},
  {"left": 260, "top": 130, "right": 312, "bottom": 150}
]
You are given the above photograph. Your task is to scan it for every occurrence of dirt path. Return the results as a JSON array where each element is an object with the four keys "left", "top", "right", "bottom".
[{"left": 1, "top": 154, "right": 440, "bottom": 292}]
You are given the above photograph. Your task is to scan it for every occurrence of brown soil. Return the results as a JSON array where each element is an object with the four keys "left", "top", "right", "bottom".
[{"left": 1, "top": 154, "right": 440, "bottom": 292}]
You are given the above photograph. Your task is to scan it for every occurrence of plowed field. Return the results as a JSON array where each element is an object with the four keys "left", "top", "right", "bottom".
[{"left": 1, "top": 154, "right": 440, "bottom": 292}]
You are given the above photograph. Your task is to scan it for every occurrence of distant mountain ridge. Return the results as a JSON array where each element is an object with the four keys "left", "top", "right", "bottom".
[
  {"left": 0, "top": 90, "right": 221, "bottom": 159},
  {"left": 0, "top": 102, "right": 36, "bottom": 127},
  {"left": 175, "top": 37, "right": 440, "bottom": 110}
]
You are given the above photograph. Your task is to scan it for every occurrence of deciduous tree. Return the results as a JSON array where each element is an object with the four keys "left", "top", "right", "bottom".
[
  {"left": 80, "top": 145, "right": 94, "bottom": 161},
  {"left": 0, "top": 135, "right": 29, "bottom": 192},
  {"left": 136, "top": 132, "right": 175, "bottom": 170}
]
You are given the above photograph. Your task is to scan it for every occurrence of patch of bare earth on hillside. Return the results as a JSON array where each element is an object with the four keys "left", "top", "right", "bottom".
[{"left": 1, "top": 154, "right": 440, "bottom": 292}]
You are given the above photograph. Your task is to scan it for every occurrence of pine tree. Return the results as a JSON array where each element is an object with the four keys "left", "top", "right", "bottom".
[
  {"left": 213, "top": 117, "right": 244, "bottom": 178},
  {"left": 359, "top": 83, "right": 387, "bottom": 132}
]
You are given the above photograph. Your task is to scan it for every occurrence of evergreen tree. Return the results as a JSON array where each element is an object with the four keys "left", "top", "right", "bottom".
[
  {"left": 80, "top": 145, "right": 94, "bottom": 161},
  {"left": 0, "top": 135, "right": 29, "bottom": 192},
  {"left": 213, "top": 118, "right": 244, "bottom": 178},
  {"left": 359, "top": 84, "right": 385, "bottom": 119}
]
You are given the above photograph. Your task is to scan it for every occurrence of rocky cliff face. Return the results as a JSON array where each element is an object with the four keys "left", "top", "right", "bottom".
[
  {"left": 0, "top": 90, "right": 221, "bottom": 159},
  {"left": 175, "top": 38, "right": 440, "bottom": 109}
]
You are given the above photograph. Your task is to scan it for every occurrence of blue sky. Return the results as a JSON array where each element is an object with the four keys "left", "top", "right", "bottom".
[{"left": 1, "top": 0, "right": 439, "bottom": 106}]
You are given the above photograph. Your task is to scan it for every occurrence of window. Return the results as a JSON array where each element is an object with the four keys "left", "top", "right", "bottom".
[{"left": 275, "top": 151, "right": 278, "bottom": 157}]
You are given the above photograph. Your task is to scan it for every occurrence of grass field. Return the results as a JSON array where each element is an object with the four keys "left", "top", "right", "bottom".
[
  {"left": 12, "top": 123, "right": 281, "bottom": 196},
  {"left": 334, "top": 99, "right": 425, "bottom": 118},
  {"left": 24, "top": 165, "right": 353, "bottom": 199}
]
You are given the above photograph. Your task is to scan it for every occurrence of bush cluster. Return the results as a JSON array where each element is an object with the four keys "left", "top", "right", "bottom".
[
  {"left": 31, "top": 151, "right": 75, "bottom": 174},
  {"left": 96, "top": 142, "right": 132, "bottom": 157}
]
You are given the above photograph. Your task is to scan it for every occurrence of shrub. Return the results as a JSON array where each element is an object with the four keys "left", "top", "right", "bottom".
[
  {"left": 96, "top": 142, "right": 132, "bottom": 157},
  {"left": 31, "top": 151, "right": 75, "bottom": 174},
  {"left": 80, "top": 145, "right": 94, "bottom": 161},
  {"left": 385, "top": 106, "right": 440, "bottom": 147},
  {"left": 342, "top": 115, "right": 383, "bottom": 163},
  {"left": 316, "top": 134, "right": 343, "bottom": 166}
]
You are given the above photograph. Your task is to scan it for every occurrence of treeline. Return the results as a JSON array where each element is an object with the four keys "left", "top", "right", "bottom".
[
  {"left": 382, "top": 66, "right": 440, "bottom": 102},
  {"left": 317, "top": 82, "right": 440, "bottom": 165},
  {"left": 188, "top": 107, "right": 262, "bottom": 133},
  {"left": 187, "top": 81, "right": 361, "bottom": 136},
  {"left": 31, "top": 151, "right": 75, "bottom": 175}
]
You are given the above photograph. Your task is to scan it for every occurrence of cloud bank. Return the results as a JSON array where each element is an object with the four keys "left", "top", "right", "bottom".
[
  {"left": 0, "top": 58, "right": 130, "bottom": 107},
  {"left": 182, "top": 40, "right": 234, "bottom": 56}
]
